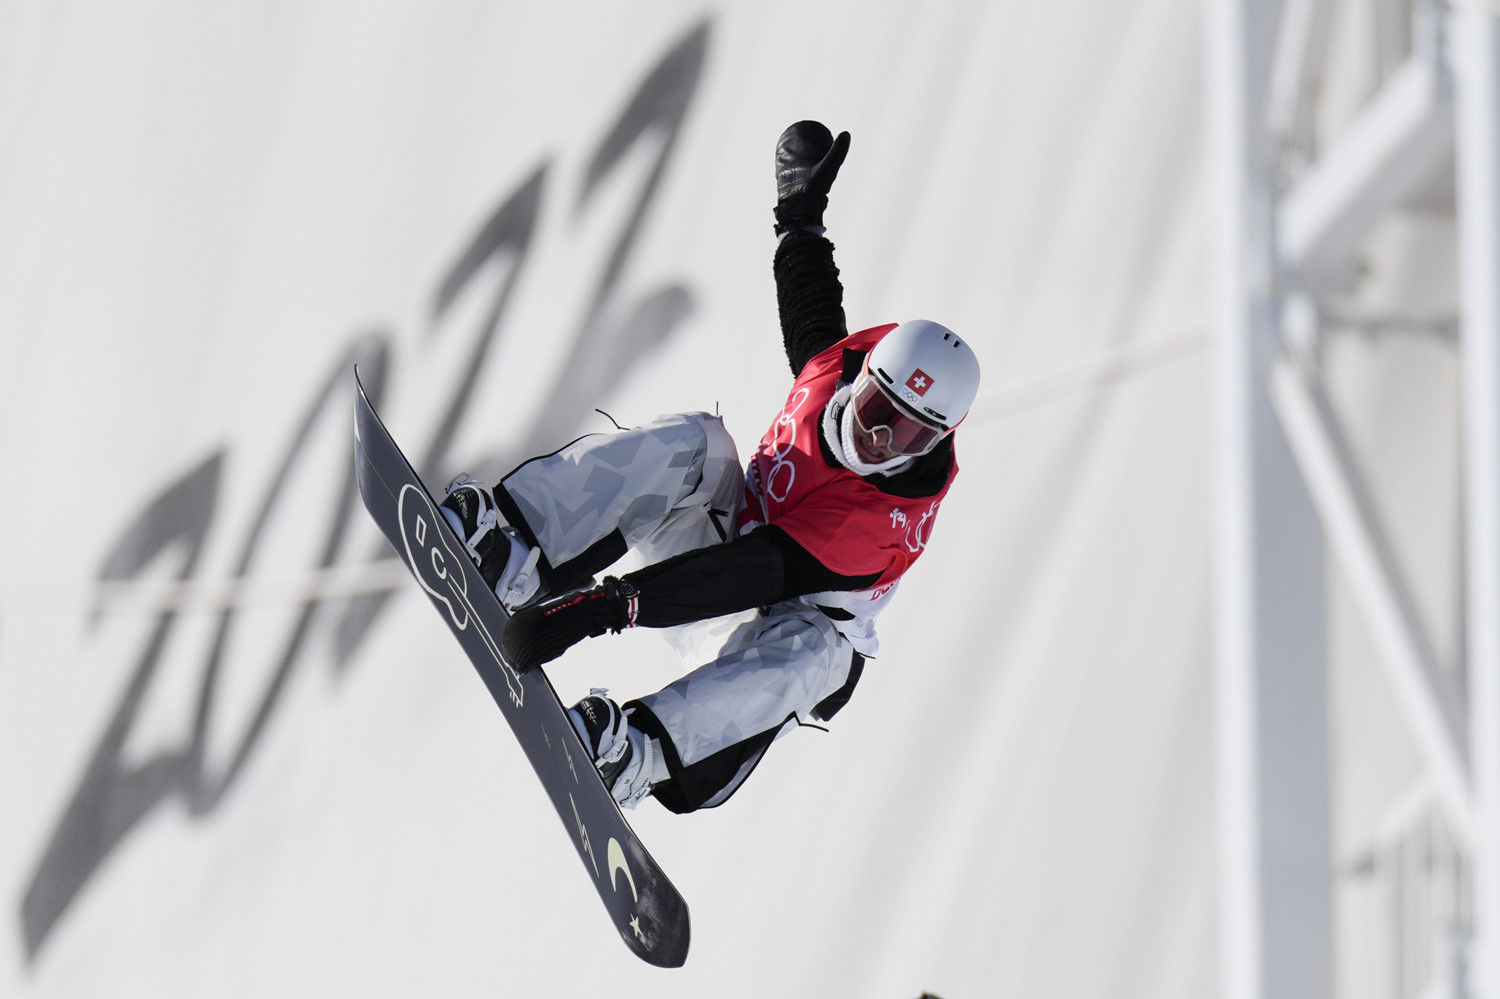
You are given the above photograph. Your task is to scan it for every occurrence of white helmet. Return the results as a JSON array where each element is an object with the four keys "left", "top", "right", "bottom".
[{"left": 849, "top": 321, "right": 981, "bottom": 458}]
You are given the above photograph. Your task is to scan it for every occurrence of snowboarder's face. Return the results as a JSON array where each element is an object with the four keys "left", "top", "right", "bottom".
[
  {"left": 851, "top": 420, "right": 903, "bottom": 464},
  {"left": 849, "top": 370, "right": 947, "bottom": 461}
]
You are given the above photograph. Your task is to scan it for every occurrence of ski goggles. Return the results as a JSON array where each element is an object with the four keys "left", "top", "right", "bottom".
[{"left": 850, "top": 370, "right": 949, "bottom": 456}]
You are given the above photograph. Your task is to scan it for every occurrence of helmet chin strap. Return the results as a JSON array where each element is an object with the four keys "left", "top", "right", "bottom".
[{"left": 824, "top": 384, "right": 914, "bottom": 477}]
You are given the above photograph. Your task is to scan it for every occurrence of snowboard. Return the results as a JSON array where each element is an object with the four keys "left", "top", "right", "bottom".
[{"left": 351, "top": 368, "right": 690, "bottom": 968}]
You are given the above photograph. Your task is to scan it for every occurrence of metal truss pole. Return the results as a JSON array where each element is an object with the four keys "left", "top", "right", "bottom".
[
  {"left": 1455, "top": 8, "right": 1500, "bottom": 996},
  {"left": 1208, "top": 1, "right": 1334, "bottom": 997}
]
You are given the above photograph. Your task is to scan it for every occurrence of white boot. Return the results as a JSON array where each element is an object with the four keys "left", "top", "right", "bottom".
[
  {"left": 567, "top": 690, "right": 663, "bottom": 809},
  {"left": 440, "top": 474, "right": 544, "bottom": 612}
]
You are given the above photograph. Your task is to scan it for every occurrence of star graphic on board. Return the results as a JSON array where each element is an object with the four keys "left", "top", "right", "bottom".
[{"left": 630, "top": 915, "right": 644, "bottom": 940}]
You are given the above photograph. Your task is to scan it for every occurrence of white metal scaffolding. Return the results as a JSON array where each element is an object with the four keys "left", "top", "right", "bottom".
[
  {"left": 1457, "top": 10, "right": 1500, "bottom": 997},
  {"left": 1211, "top": 1, "right": 1500, "bottom": 996}
]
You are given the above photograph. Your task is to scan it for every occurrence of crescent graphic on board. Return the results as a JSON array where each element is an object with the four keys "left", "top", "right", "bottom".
[{"left": 607, "top": 838, "right": 639, "bottom": 903}]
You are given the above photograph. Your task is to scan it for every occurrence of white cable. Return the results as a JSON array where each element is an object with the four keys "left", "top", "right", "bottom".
[
  {"left": 968, "top": 324, "right": 1207, "bottom": 421},
  {"left": 0, "top": 559, "right": 413, "bottom": 616}
]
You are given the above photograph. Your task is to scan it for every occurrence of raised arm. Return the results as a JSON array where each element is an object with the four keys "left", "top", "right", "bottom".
[{"left": 771, "top": 122, "right": 852, "bottom": 374}]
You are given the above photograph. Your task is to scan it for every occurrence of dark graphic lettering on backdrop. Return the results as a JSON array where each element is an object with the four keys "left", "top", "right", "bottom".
[{"left": 20, "top": 21, "right": 710, "bottom": 963}]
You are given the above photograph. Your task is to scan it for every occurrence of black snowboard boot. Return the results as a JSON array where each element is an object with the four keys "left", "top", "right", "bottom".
[
  {"left": 567, "top": 690, "right": 657, "bottom": 807},
  {"left": 438, "top": 474, "right": 512, "bottom": 590}
]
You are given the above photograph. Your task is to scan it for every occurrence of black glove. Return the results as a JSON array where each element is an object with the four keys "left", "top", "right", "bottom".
[
  {"left": 501, "top": 576, "right": 638, "bottom": 672},
  {"left": 773, "top": 121, "right": 851, "bottom": 236}
]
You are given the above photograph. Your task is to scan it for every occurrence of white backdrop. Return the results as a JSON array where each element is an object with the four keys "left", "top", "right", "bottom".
[{"left": 0, "top": 2, "right": 1220, "bottom": 996}]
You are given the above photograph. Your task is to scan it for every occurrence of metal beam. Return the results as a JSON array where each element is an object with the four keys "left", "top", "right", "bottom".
[
  {"left": 1453, "top": 7, "right": 1500, "bottom": 996},
  {"left": 1277, "top": 52, "right": 1453, "bottom": 283},
  {"left": 1208, "top": 1, "right": 1334, "bottom": 996},
  {"left": 1269, "top": 349, "right": 1474, "bottom": 846},
  {"left": 1267, "top": 0, "right": 1337, "bottom": 157}
]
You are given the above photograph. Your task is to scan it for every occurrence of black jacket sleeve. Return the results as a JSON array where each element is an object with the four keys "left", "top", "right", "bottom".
[
  {"left": 619, "top": 525, "right": 880, "bottom": 629},
  {"left": 775, "top": 230, "right": 848, "bottom": 374}
]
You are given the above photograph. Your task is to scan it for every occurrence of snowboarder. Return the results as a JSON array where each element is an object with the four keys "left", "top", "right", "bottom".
[{"left": 438, "top": 120, "right": 981, "bottom": 814}]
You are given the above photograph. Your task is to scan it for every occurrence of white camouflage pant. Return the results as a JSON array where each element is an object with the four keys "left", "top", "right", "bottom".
[{"left": 500, "top": 412, "right": 863, "bottom": 812}]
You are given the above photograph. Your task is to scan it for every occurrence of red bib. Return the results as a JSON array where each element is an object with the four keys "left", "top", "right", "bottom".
[{"left": 740, "top": 325, "right": 957, "bottom": 586}]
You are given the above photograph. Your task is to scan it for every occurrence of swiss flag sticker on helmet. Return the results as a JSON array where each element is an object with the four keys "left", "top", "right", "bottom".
[{"left": 905, "top": 368, "right": 934, "bottom": 396}]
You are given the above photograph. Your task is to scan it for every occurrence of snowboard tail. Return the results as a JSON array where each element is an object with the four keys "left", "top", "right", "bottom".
[{"left": 352, "top": 368, "right": 690, "bottom": 968}]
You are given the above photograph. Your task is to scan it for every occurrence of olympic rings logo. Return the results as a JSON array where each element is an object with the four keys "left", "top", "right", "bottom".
[{"left": 764, "top": 387, "right": 810, "bottom": 504}]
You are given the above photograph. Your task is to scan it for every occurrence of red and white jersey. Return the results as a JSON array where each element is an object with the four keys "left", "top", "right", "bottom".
[{"left": 740, "top": 325, "right": 958, "bottom": 651}]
